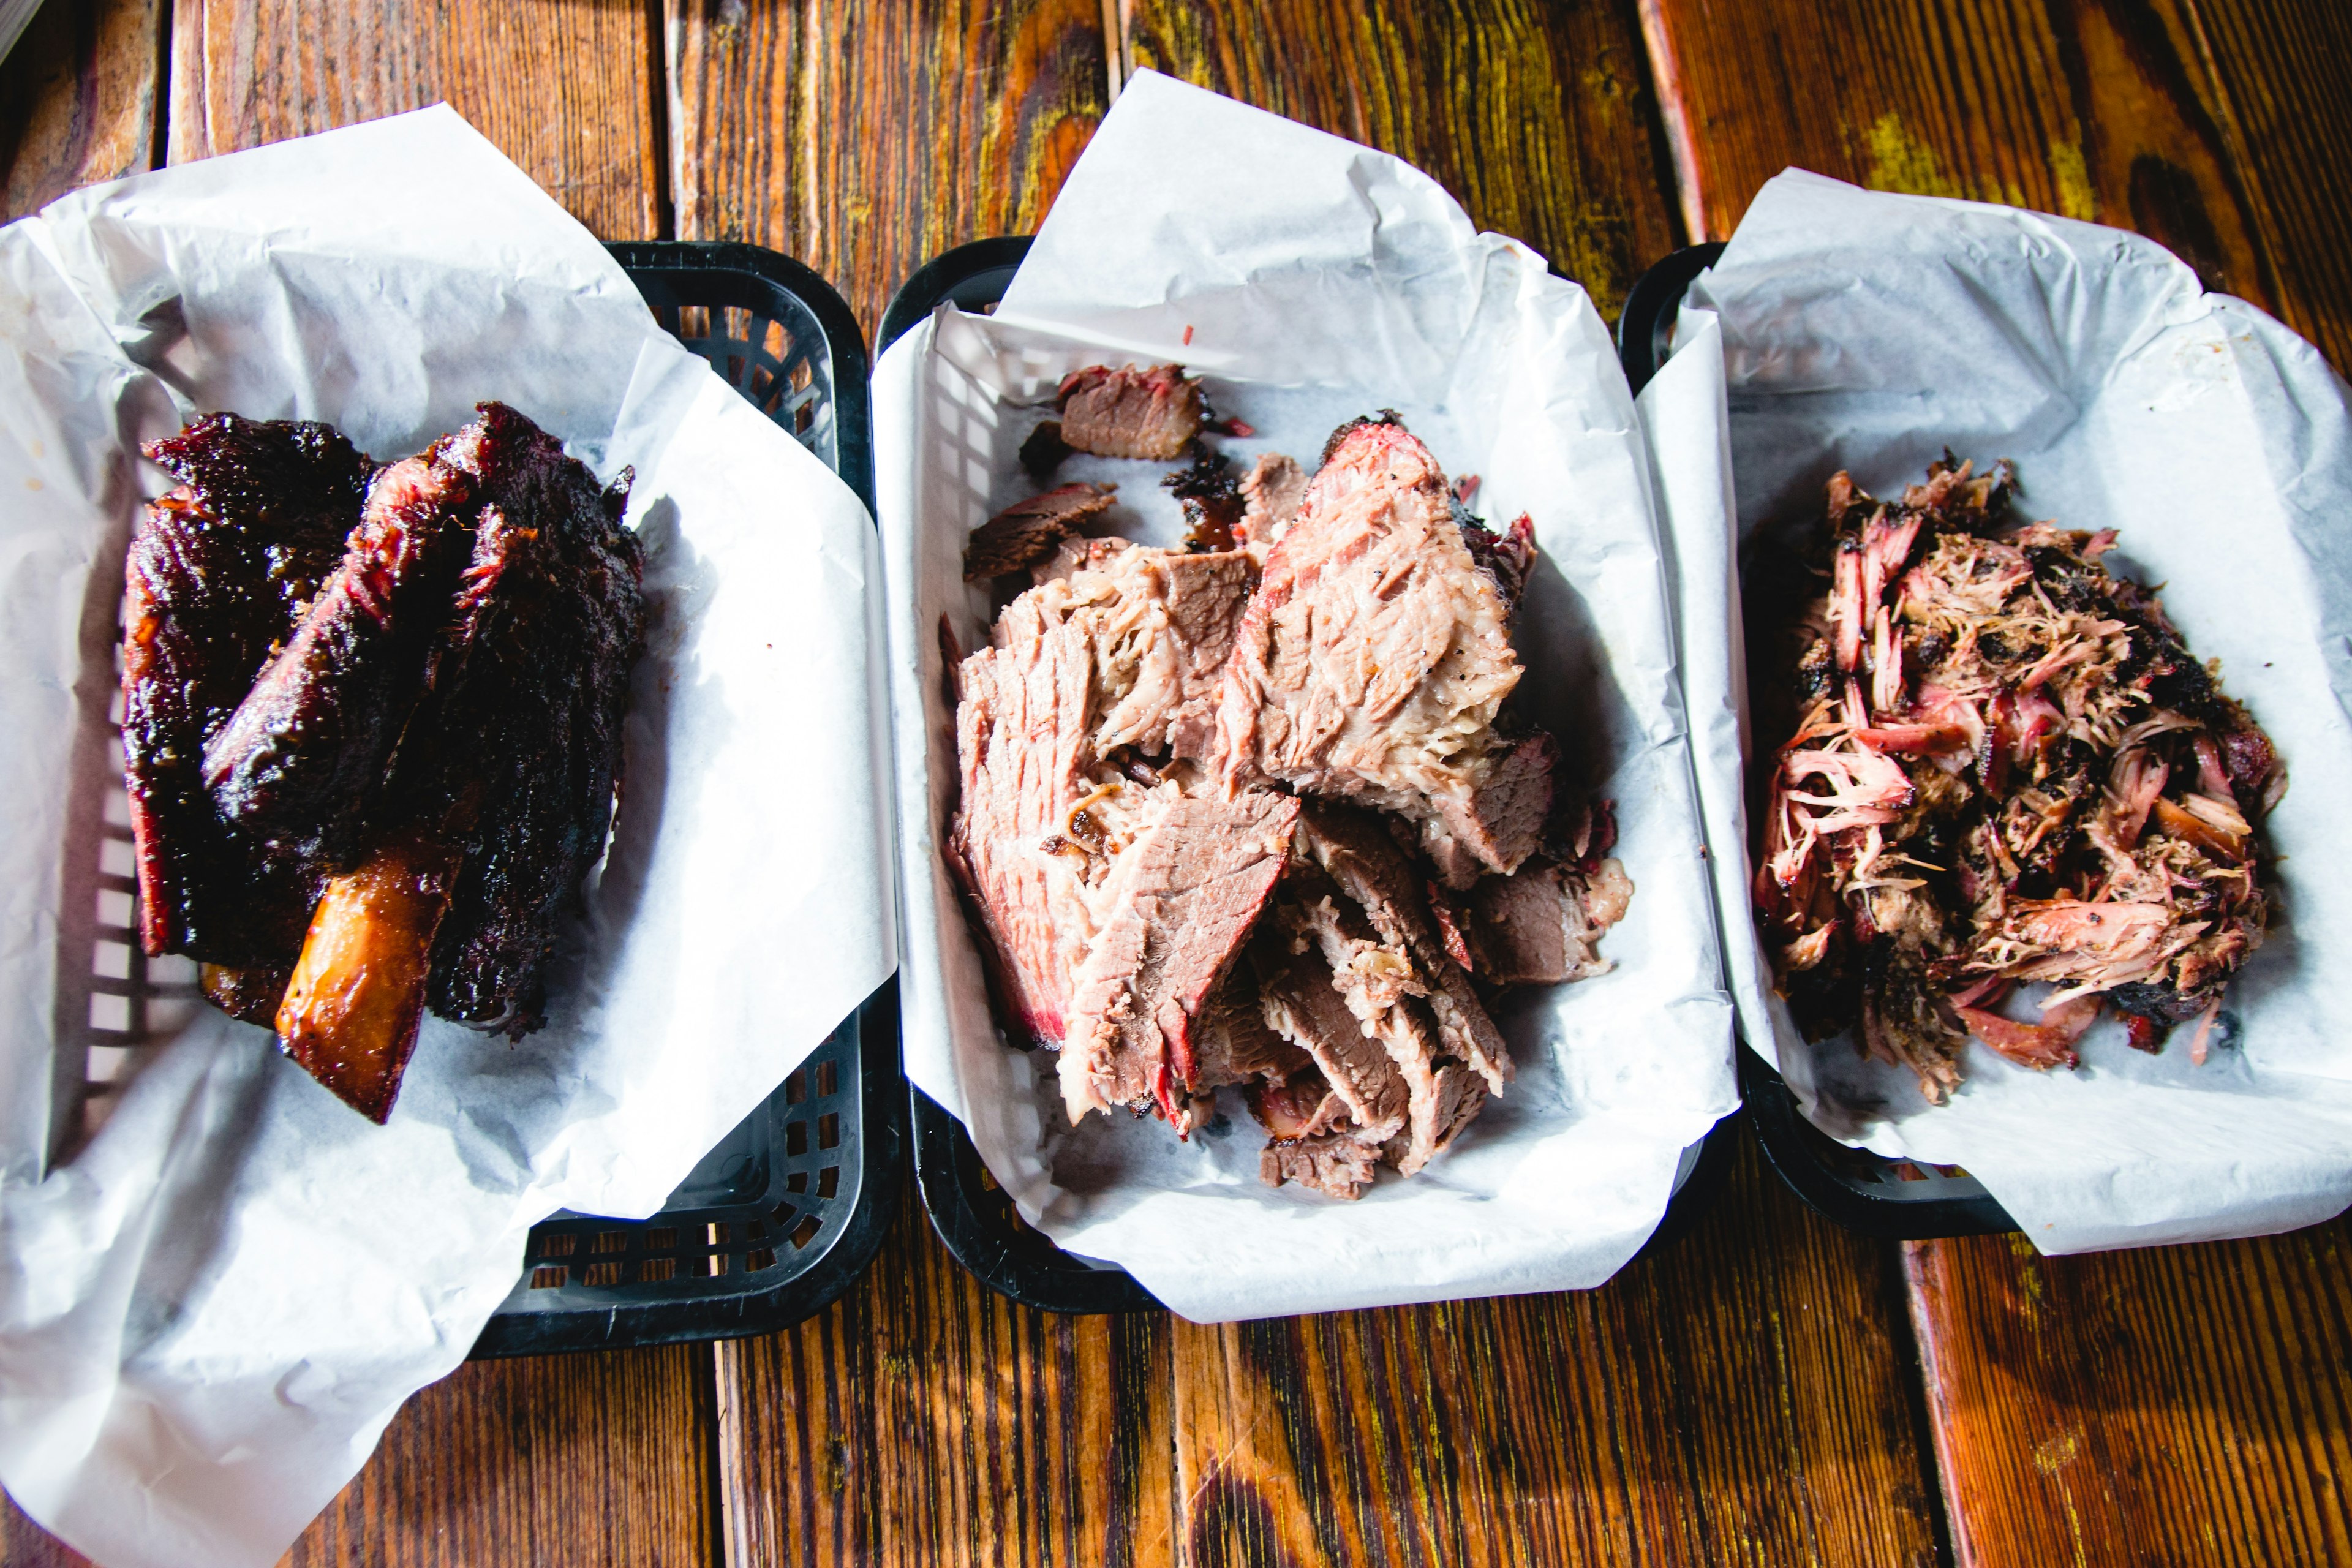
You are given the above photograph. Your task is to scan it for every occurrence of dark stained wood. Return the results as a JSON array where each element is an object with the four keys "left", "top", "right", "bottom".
[
  {"left": 713, "top": 1189, "right": 1175, "bottom": 1567},
  {"left": 0, "top": 0, "right": 162, "bottom": 221},
  {"left": 1120, "top": 0, "right": 1682, "bottom": 319},
  {"left": 1905, "top": 1222, "right": 2352, "bottom": 1568},
  {"left": 0, "top": 1349, "right": 714, "bottom": 1568},
  {"left": 2164, "top": 0, "right": 2352, "bottom": 371},
  {"left": 1, "top": 1494, "right": 94, "bottom": 1568},
  {"left": 284, "top": 1347, "right": 718, "bottom": 1567},
  {"left": 1637, "top": 0, "right": 2278, "bottom": 312},
  {"left": 167, "top": 0, "right": 663, "bottom": 239},
  {"left": 1170, "top": 1126, "right": 1943, "bottom": 1568},
  {"left": 667, "top": 0, "right": 1110, "bottom": 334}
]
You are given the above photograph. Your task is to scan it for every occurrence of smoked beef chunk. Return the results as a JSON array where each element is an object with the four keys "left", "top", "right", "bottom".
[
  {"left": 121, "top": 402, "right": 643, "bottom": 1123},
  {"left": 963, "top": 482, "right": 1117, "bottom": 579},
  {"left": 1237, "top": 453, "right": 1308, "bottom": 549},
  {"left": 946, "top": 411, "right": 1630, "bottom": 1200},
  {"left": 1212, "top": 417, "right": 1555, "bottom": 888},
  {"left": 1056, "top": 364, "right": 1205, "bottom": 460}
]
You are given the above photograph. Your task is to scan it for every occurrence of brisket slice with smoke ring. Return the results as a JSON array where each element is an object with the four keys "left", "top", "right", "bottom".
[
  {"left": 1212, "top": 417, "right": 1554, "bottom": 888},
  {"left": 1055, "top": 363, "right": 1205, "bottom": 460},
  {"left": 1056, "top": 789, "right": 1302, "bottom": 1127},
  {"left": 963, "top": 482, "right": 1117, "bottom": 579}
]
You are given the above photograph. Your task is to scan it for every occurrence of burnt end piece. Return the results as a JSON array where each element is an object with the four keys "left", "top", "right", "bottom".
[
  {"left": 1057, "top": 364, "right": 1204, "bottom": 461},
  {"left": 123, "top": 415, "right": 373, "bottom": 962},
  {"left": 1163, "top": 450, "right": 1243, "bottom": 552},
  {"left": 1458, "top": 508, "right": 1536, "bottom": 610},
  {"left": 963, "top": 482, "right": 1117, "bottom": 579},
  {"left": 202, "top": 443, "right": 478, "bottom": 862},
  {"left": 394, "top": 403, "right": 647, "bottom": 1036},
  {"left": 1019, "top": 421, "right": 1072, "bottom": 480}
]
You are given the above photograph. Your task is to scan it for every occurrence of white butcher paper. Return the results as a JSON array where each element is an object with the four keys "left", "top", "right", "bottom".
[
  {"left": 0, "top": 107, "right": 895, "bottom": 1568},
  {"left": 876, "top": 70, "right": 1739, "bottom": 1324},
  {"left": 1672, "top": 168, "right": 2352, "bottom": 1253}
]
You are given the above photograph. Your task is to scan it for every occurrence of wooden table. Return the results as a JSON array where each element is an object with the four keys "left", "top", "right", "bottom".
[{"left": 5, "top": 2, "right": 2350, "bottom": 1564}]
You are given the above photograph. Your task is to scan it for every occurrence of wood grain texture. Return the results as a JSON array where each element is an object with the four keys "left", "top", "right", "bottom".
[
  {"left": 0, "top": 1494, "right": 93, "bottom": 1568},
  {"left": 668, "top": 0, "right": 1110, "bottom": 334},
  {"left": 167, "top": 0, "right": 663, "bottom": 238},
  {"left": 1169, "top": 1126, "right": 1943, "bottom": 1568},
  {"left": 1906, "top": 1221, "right": 2352, "bottom": 1568},
  {"left": 284, "top": 1346, "right": 718, "bottom": 1567},
  {"left": 0, "top": 0, "right": 162, "bottom": 221},
  {"left": 1120, "top": 0, "right": 1681, "bottom": 319},
  {"left": 714, "top": 1189, "right": 1175, "bottom": 1568},
  {"left": 1638, "top": 0, "right": 2277, "bottom": 311},
  {"left": 1, "top": 1349, "right": 714, "bottom": 1568},
  {"left": 2165, "top": 0, "right": 2352, "bottom": 369}
]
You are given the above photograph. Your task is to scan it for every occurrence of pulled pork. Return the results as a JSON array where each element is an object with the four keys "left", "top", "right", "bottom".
[{"left": 1757, "top": 458, "right": 2280, "bottom": 1102}]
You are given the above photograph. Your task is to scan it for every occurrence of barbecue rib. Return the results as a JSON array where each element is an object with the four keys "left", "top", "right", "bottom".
[
  {"left": 124, "top": 415, "right": 374, "bottom": 965},
  {"left": 202, "top": 443, "right": 477, "bottom": 864},
  {"left": 124, "top": 402, "right": 643, "bottom": 1121},
  {"left": 276, "top": 403, "right": 645, "bottom": 1062}
]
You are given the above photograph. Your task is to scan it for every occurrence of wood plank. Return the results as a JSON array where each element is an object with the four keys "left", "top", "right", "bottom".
[
  {"left": 714, "top": 1188, "right": 1175, "bottom": 1567},
  {"left": 1170, "top": 1126, "right": 1943, "bottom": 1568},
  {"left": 0, "top": 1494, "right": 94, "bottom": 1568},
  {"left": 1120, "top": 0, "right": 1683, "bottom": 319},
  {"left": 0, "top": 1348, "right": 715, "bottom": 1567},
  {"left": 667, "top": 0, "right": 1111, "bottom": 334},
  {"left": 0, "top": 0, "right": 162, "bottom": 221},
  {"left": 286, "top": 1346, "right": 718, "bottom": 1567},
  {"left": 167, "top": 0, "right": 662, "bottom": 239},
  {"left": 1637, "top": 0, "right": 2277, "bottom": 312},
  {"left": 1905, "top": 1223, "right": 2352, "bottom": 1568},
  {"left": 2164, "top": 0, "right": 2352, "bottom": 371}
]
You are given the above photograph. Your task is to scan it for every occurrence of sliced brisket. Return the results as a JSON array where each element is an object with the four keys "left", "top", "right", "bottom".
[
  {"left": 963, "top": 482, "right": 1117, "bottom": 579},
  {"left": 1466, "top": 855, "right": 1635, "bottom": 986},
  {"left": 1057, "top": 790, "right": 1302, "bottom": 1125},
  {"left": 1057, "top": 363, "right": 1205, "bottom": 460},
  {"left": 948, "top": 597, "right": 1098, "bottom": 1044},
  {"left": 1260, "top": 1130, "right": 1381, "bottom": 1201},
  {"left": 1250, "top": 923, "right": 1409, "bottom": 1145},
  {"left": 1237, "top": 452, "right": 1308, "bottom": 548},
  {"left": 1212, "top": 418, "right": 1554, "bottom": 888}
]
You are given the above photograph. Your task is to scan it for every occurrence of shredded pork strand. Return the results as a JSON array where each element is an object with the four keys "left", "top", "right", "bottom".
[{"left": 1755, "top": 458, "right": 2280, "bottom": 1102}]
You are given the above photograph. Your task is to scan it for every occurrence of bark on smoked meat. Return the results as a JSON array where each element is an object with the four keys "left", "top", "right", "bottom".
[
  {"left": 203, "top": 439, "right": 478, "bottom": 861},
  {"left": 123, "top": 415, "right": 372, "bottom": 963},
  {"left": 392, "top": 402, "right": 644, "bottom": 1035}
]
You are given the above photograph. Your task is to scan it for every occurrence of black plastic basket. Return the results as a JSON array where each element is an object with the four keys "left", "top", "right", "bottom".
[
  {"left": 471, "top": 241, "right": 903, "bottom": 1355},
  {"left": 881, "top": 237, "right": 1738, "bottom": 1314},
  {"left": 1615, "top": 243, "right": 2020, "bottom": 1241}
]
